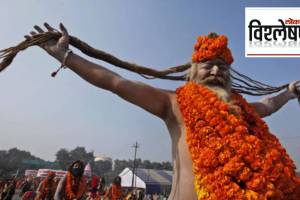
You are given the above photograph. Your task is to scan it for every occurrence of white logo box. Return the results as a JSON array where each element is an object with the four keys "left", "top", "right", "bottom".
[{"left": 245, "top": 7, "right": 300, "bottom": 57}]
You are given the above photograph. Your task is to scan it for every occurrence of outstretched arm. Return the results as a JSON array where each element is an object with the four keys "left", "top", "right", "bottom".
[
  {"left": 65, "top": 48, "right": 171, "bottom": 119},
  {"left": 251, "top": 81, "right": 300, "bottom": 118},
  {"left": 27, "top": 23, "right": 172, "bottom": 120}
]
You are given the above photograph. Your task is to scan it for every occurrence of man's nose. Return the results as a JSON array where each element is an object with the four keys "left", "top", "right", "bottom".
[{"left": 210, "top": 65, "right": 220, "bottom": 75}]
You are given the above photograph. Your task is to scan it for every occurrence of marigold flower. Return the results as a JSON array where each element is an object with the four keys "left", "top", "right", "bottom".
[
  {"left": 65, "top": 172, "right": 85, "bottom": 200},
  {"left": 192, "top": 33, "right": 233, "bottom": 65},
  {"left": 176, "top": 82, "right": 300, "bottom": 199}
]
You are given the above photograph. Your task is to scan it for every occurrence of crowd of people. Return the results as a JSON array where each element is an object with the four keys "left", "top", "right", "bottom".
[{"left": 0, "top": 161, "right": 168, "bottom": 200}]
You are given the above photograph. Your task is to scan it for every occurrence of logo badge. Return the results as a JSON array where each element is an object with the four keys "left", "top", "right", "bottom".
[{"left": 245, "top": 7, "right": 300, "bottom": 57}]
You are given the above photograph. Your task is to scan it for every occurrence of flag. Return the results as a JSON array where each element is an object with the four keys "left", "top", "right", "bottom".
[{"left": 84, "top": 162, "right": 92, "bottom": 177}]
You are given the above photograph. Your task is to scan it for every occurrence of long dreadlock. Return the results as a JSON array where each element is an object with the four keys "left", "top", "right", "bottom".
[{"left": 0, "top": 31, "right": 295, "bottom": 97}]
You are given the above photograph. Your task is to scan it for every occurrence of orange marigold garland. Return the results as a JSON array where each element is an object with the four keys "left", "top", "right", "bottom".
[
  {"left": 65, "top": 172, "right": 85, "bottom": 200},
  {"left": 192, "top": 33, "right": 233, "bottom": 65},
  {"left": 176, "top": 82, "right": 300, "bottom": 200}
]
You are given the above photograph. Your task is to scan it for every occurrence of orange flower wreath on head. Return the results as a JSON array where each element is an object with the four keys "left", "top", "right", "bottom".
[{"left": 192, "top": 32, "right": 233, "bottom": 65}]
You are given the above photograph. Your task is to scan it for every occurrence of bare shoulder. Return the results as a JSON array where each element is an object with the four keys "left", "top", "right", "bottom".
[{"left": 114, "top": 79, "right": 176, "bottom": 119}]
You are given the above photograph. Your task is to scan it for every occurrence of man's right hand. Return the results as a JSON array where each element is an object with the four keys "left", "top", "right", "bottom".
[
  {"left": 288, "top": 80, "right": 300, "bottom": 99},
  {"left": 25, "top": 23, "right": 70, "bottom": 62}
]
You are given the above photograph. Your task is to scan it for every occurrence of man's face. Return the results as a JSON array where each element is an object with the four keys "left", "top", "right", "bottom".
[{"left": 194, "top": 58, "right": 231, "bottom": 89}]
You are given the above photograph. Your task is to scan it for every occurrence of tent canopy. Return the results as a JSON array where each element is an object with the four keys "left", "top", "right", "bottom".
[
  {"left": 118, "top": 167, "right": 173, "bottom": 192},
  {"left": 135, "top": 168, "right": 172, "bottom": 186},
  {"left": 119, "top": 168, "right": 146, "bottom": 189}
]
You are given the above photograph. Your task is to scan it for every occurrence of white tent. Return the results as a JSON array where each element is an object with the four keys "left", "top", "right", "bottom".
[{"left": 119, "top": 168, "right": 146, "bottom": 189}]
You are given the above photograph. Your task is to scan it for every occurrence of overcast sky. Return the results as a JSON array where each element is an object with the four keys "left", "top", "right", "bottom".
[{"left": 0, "top": 0, "right": 300, "bottom": 169}]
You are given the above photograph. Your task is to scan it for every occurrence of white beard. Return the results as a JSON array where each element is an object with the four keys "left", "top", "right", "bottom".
[
  {"left": 205, "top": 85, "right": 241, "bottom": 115},
  {"left": 206, "top": 85, "right": 231, "bottom": 103}
]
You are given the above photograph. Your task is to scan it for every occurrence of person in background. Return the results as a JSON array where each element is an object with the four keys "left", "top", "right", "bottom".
[
  {"left": 98, "top": 177, "right": 107, "bottom": 200},
  {"left": 20, "top": 177, "right": 34, "bottom": 197},
  {"left": 35, "top": 171, "right": 57, "bottom": 200},
  {"left": 22, "top": 182, "right": 36, "bottom": 200},
  {"left": 0, "top": 180, "right": 9, "bottom": 200},
  {"left": 104, "top": 176, "right": 123, "bottom": 200},
  {"left": 86, "top": 176, "right": 100, "bottom": 200},
  {"left": 54, "top": 160, "right": 86, "bottom": 200},
  {"left": 3, "top": 179, "right": 16, "bottom": 200}
]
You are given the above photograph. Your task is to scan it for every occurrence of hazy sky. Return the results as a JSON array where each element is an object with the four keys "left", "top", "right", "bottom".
[{"left": 1, "top": 0, "right": 300, "bottom": 169}]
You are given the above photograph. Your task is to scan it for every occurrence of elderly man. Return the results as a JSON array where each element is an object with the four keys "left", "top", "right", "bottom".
[{"left": 27, "top": 24, "right": 300, "bottom": 199}]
